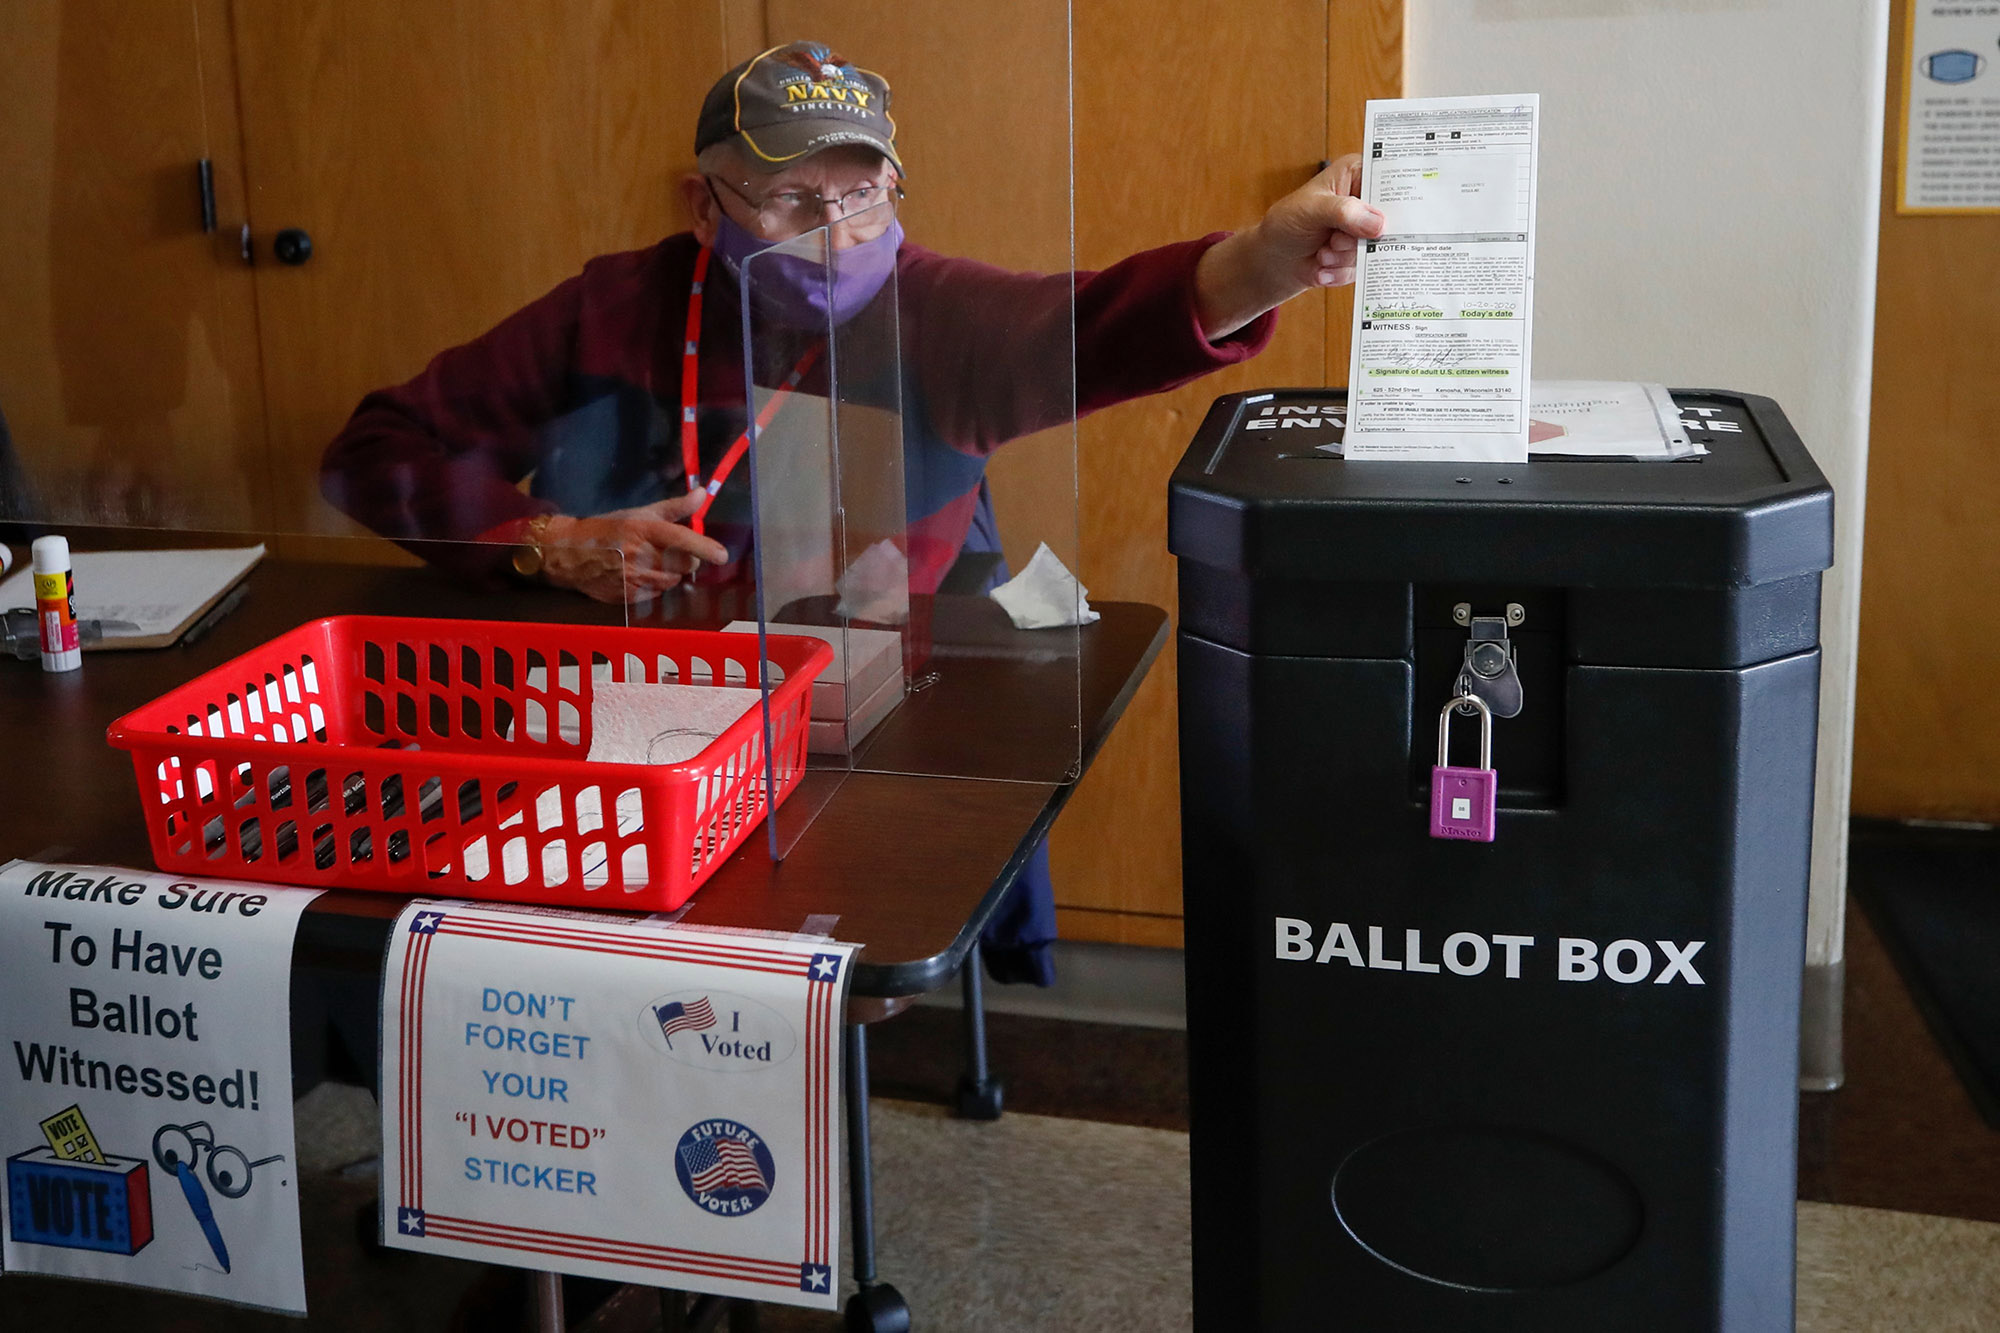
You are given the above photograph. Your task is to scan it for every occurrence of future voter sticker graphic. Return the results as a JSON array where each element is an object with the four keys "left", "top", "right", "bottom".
[
  {"left": 674, "top": 1120, "right": 776, "bottom": 1217},
  {"left": 641, "top": 990, "right": 798, "bottom": 1072}
]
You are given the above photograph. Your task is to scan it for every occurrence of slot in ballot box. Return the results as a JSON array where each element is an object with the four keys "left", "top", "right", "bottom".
[{"left": 1170, "top": 389, "right": 1834, "bottom": 1331}]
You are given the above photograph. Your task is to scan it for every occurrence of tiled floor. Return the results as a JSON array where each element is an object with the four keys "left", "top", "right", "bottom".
[{"left": 872, "top": 897, "right": 2000, "bottom": 1228}]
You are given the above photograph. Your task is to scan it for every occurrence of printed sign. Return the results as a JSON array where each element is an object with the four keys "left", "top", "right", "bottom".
[
  {"left": 0, "top": 861, "right": 321, "bottom": 1313},
  {"left": 1901, "top": 0, "right": 2000, "bottom": 212},
  {"left": 378, "top": 902, "right": 856, "bottom": 1309}
]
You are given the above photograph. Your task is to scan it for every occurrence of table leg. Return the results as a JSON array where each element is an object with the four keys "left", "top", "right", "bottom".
[
  {"left": 843, "top": 1022, "right": 910, "bottom": 1333},
  {"left": 531, "top": 1270, "right": 564, "bottom": 1333},
  {"left": 660, "top": 1290, "right": 742, "bottom": 1332},
  {"left": 954, "top": 941, "right": 1006, "bottom": 1121}
]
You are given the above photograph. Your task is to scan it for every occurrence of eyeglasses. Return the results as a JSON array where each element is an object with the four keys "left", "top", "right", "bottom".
[
  {"left": 152, "top": 1120, "right": 285, "bottom": 1199},
  {"left": 707, "top": 175, "right": 904, "bottom": 240}
]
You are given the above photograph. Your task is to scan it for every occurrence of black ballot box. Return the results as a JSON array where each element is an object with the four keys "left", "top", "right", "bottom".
[{"left": 1169, "top": 389, "right": 1835, "bottom": 1332}]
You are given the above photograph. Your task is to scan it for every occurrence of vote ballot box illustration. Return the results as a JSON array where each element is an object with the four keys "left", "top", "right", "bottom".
[
  {"left": 7, "top": 1147, "right": 155, "bottom": 1255},
  {"left": 1170, "top": 390, "right": 1833, "bottom": 1331}
]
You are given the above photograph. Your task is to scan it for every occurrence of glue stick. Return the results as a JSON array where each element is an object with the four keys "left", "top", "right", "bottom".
[{"left": 31, "top": 535, "right": 81, "bottom": 672}]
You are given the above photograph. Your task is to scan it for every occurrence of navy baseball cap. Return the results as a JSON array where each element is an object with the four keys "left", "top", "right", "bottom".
[{"left": 695, "top": 41, "right": 902, "bottom": 173}]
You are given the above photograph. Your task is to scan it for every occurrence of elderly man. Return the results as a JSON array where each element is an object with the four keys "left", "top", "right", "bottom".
[
  {"left": 321, "top": 39, "right": 1382, "bottom": 602},
  {"left": 320, "top": 40, "right": 1382, "bottom": 984}
]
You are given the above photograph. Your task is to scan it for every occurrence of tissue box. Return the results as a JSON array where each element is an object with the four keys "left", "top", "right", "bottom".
[
  {"left": 723, "top": 622, "right": 904, "bottom": 754},
  {"left": 809, "top": 657, "right": 906, "bottom": 756}
]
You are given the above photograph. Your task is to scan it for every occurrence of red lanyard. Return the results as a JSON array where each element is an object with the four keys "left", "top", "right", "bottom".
[{"left": 679, "top": 245, "right": 823, "bottom": 535}]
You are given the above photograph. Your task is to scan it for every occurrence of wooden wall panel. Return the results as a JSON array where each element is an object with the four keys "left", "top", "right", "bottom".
[
  {"left": 0, "top": 0, "right": 268, "bottom": 530},
  {"left": 762, "top": 1, "right": 1082, "bottom": 580},
  {"left": 231, "top": 0, "right": 729, "bottom": 538},
  {"left": 1049, "top": 0, "right": 1403, "bottom": 944},
  {"left": 1852, "top": 0, "right": 2000, "bottom": 820}
]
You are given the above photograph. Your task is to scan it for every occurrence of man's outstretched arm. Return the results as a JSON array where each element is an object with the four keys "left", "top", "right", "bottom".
[{"left": 1193, "top": 154, "right": 1383, "bottom": 341}]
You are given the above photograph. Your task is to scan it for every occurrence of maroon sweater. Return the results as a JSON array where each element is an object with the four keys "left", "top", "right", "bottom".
[{"left": 320, "top": 232, "right": 1276, "bottom": 592}]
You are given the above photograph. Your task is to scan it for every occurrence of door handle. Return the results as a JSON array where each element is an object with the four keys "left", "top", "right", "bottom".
[{"left": 273, "top": 228, "right": 314, "bottom": 266}]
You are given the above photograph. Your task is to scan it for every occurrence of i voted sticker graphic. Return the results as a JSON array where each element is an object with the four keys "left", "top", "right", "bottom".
[
  {"left": 638, "top": 989, "right": 796, "bottom": 1072},
  {"left": 1922, "top": 49, "right": 1985, "bottom": 84},
  {"left": 674, "top": 1120, "right": 775, "bottom": 1217}
]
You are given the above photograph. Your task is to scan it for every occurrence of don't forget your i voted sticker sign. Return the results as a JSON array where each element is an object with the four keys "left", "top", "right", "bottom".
[{"left": 378, "top": 902, "right": 856, "bottom": 1309}]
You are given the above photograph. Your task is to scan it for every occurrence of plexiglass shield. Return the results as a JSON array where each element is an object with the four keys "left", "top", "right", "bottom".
[{"left": 2, "top": 3, "right": 1080, "bottom": 885}]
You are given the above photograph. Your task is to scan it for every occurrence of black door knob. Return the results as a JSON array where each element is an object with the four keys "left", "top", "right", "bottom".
[{"left": 273, "top": 228, "right": 313, "bottom": 266}]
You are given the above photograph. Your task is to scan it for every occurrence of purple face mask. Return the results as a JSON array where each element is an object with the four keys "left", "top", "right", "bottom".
[{"left": 714, "top": 214, "right": 903, "bottom": 330}]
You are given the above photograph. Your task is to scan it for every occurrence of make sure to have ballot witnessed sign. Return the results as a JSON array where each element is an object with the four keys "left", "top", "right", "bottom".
[
  {"left": 380, "top": 901, "right": 858, "bottom": 1309},
  {"left": 0, "top": 861, "right": 321, "bottom": 1314}
]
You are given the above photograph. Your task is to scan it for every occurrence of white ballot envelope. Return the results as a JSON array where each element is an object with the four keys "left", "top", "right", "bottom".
[{"left": 1345, "top": 94, "right": 1541, "bottom": 462}]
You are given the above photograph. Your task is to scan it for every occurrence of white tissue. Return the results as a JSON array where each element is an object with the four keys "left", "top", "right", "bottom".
[
  {"left": 988, "top": 543, "right": 1100, "bottom": 630},
  {"left": 585, "top": 681, "right": 760, "bottom": 765},
  {"left": 833, "top": 539, "right": 910, "bottom": 624}
]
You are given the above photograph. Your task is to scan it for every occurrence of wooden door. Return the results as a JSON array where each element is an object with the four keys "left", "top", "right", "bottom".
[
  {"left": 1853, "top": 0, "right": 2000, "bottom": 820},
  {"left": 229, "top": 0, "right": 730, "bottom": 541},
  {"left": 1050, "top": 2, "right": 1403, "bottom": 946},
  {"left": 0, "top": 0, "right": 268, "bottom": 531}
]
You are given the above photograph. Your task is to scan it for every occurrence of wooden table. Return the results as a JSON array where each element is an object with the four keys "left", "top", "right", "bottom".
[{"left": 0, "top": 551, "right": 1167, "bottom": 1330}]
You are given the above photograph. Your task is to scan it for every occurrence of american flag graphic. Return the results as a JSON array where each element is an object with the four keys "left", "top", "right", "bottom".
[
  {"left": 680, "top": 1137, "right": 769, "bottom": 1197},
  {"left": 655, "top": 997, "right": 716, "bottom": 1047}
]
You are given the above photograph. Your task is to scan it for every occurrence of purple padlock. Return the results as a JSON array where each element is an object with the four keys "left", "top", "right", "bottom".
[{"left": 1430, "top": 694, "right": 1497, "bottom": 842}]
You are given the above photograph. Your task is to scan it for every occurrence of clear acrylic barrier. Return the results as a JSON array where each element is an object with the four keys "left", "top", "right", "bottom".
[
  {"left": 739, "top": 226, "right": 856, "bottom": 857},
  {"left": 4, "top": 4, "right": 1080, "bottom": 873},
  {"left": 741, "top": 196, "right": 1083, "bottom": 859}
]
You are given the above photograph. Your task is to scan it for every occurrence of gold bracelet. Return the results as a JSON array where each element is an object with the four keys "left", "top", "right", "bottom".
[{"left": 510, "top": 513, "right": 557, "bottom": 579}]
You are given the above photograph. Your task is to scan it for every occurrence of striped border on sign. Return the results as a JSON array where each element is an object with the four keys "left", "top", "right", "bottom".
[{"left": 392, "top": 910, "right": 839, "bottom": 1289}]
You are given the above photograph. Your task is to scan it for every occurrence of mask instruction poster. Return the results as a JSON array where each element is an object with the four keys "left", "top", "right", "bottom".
[
  {"left": 379, "top": 901, "right": 857, "bottom": 1310},
  {"left": 0, "top": 861, "right": 321, "bottom": 1313},
  {"left": 1901, "top": 0, "right": 2000, "bottom": 212}
]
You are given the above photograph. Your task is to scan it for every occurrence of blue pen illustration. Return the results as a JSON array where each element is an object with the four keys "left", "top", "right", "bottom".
[
  {"left": 171, "top": 1157, "right": 230, "bottom": 1271},
  {"left": 151, "top": 1121, "right": 284, "bottom": 1274}
]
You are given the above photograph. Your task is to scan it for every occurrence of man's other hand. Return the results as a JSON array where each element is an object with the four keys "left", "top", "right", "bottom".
[
  {"left": 1194, "top": 154, "right": 1385, "bottom": 341},
  {"left": 540, "top": 492, "right": 731, "bottom": 604}
]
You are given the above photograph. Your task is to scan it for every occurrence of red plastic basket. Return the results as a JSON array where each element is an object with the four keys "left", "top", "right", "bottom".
[{"left": 106, "top": 616, "right": 833, "bottom": 910}]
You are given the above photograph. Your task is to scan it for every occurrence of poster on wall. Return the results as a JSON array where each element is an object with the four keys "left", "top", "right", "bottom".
[
  {"left": 378, "top": 901, "right": 857, "bottom": 1310},
  {"left": 0, "top": 862, "right": 321, "bottom": 1314},
  {"left": 1901, "top": 0, "right": 2000, "bottom": 212}
]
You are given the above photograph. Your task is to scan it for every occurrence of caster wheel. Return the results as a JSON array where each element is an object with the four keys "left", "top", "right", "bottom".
[
  {"left": 844, "top": 1282, "right": 911, "bottom": 1333},
  {"left": 954, "top": 1075, "right": 1005, "bottom": 1121}
]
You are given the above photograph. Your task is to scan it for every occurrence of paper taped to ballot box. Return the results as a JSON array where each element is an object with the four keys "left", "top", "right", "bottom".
[
  {"left": 379, "top": 901, "right": 857, "bottom": 1309},
  {"left": 1304, "top": 381, "right": 1704, "bottom": 460},
  {"left": 0, "top": 862, "right": 320, "bottom": 1314}
]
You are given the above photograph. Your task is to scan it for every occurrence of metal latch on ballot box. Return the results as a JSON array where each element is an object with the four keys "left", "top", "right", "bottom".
[{"left": 1451, "top": 602, "right": 1525, "bottom": 720}]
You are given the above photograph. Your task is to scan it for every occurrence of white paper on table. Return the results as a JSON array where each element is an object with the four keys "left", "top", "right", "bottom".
[
  {"left": 988, "top": 542, "right": 1100, "bottom": 630},
  {"left": 585, "top": 682, "right": 760, "bottom": 766},
  {"left": 0, "top": 861, "right": 322, "bottom": 1314},
  {"left": 1345, "top": 93, "right": 1541, "bottom": 462},
  {"left": 0, "top": 545, "right": 263, "bottom": 644},
  {"left": 831, "top": 539, "right": 909, "bottom": 625},
  {"left": 462, "top": 681, "right": 761, "bottom": 887},
  {"left": 379, "top": 901, "right": 858, "bottom": 1310}
]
